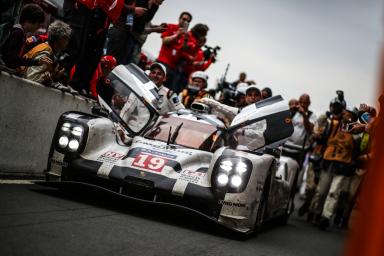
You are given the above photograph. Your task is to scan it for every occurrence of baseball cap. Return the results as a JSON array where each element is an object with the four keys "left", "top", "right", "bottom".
[
  {"left": 150, "top": 62, "right": 167, "bottom": 76},
  {"left": 236, "top": 82, "right": 248, "bottom": 95}
]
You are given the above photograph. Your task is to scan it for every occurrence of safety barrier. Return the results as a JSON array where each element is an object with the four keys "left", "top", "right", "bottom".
[{"left": 0, "top": 72, "right": 96, "bottom": 177}]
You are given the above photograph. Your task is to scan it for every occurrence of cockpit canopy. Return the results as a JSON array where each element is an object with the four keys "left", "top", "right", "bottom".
[{"left": 145, "top": 114, "right": 224, "bottom": 152}]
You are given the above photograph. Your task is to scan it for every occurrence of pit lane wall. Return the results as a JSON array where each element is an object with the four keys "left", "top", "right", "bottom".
[{"left": 0, "top": 72, "right": 96, "bottom": 177}]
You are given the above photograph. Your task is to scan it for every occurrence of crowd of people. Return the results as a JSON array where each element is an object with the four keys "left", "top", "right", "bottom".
[
  {"left": 284, "top": 91, "right": 379, "bottom": 231},
  {"left": 0, "top": 0, "right": 381, "bottom": 233},
  {"left": 0, "top": 1, "right": 218, "bottom": 100}
]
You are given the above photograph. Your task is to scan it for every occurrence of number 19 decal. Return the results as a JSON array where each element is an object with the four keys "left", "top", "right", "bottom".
[{"left": 132, "top": 153, "right": 167, "bottom": 172}]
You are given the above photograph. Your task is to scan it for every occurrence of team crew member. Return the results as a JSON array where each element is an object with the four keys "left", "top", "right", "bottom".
[
  {"left": 147, "top": 62, "right": 184, "bottom": 115},
  {"left": 199, "top": 85, "right": 262, "bottom": 126},
  {"left": 63, "top": 0, "right": 125, "bottom": 95},
  {"left": 180, "top": 71, "right": 210, "bottom": 108},
  {"left": 157, "top": 11, "right": 192, "bottom": 89}
]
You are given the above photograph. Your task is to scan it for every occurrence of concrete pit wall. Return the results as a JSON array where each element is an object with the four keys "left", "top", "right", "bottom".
[{"left": 0, "top": 72, "right": 96, "bottom": 177}]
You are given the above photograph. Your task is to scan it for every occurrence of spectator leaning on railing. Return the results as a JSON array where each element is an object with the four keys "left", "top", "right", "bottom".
[
  {"left": 0, "top": 3, "right": 52, "bottom": 72},
  {"left": 22, "top": 20, "right": 71, "bottom": 86}
]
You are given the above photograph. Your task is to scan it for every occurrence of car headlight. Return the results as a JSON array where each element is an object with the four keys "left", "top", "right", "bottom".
[
  {"left": 58, "top": 136, "right": 69, "bottom": 148},
  {"left": 212, "top": 157, "right": 252, "bottom": 193},
  {"left": 55, "top": 120, "right": 87, "bottom": 155}
]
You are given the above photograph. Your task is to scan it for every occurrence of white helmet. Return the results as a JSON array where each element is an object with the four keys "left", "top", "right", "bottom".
[{"left": 191, "top": 71, "right": 208, "bottom": 83}]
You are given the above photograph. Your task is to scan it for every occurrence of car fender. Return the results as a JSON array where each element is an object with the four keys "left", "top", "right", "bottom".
[{"left": 211, "top": 148, "right": 275, "bottom": 233}]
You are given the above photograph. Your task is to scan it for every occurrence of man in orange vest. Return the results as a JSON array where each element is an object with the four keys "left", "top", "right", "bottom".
[{"left": 308, "top": 105, "right": 360, "bottom": 230}]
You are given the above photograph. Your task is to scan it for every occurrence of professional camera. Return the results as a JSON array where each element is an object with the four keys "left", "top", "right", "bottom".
[
  {"left": 329, "top": 90, "right": 347, "bottom": 116},
  {"left": 216, "top": 80, "right": 242, "bottom": 107},
  {"left": 203, "top": 45, "right": 221, "bottom": 63}
]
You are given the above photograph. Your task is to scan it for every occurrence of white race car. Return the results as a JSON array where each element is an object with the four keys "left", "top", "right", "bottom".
[{"left": 45, "top": 64, "right": 299, "bottom": 234}]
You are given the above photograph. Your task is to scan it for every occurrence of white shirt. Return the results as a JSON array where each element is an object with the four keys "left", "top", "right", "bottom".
[
  {"left": 157, "top": 85, "right": 184, "bottom": 115},
  {"left": 285, "top": 111, "right": 317, "bottom": 151}
]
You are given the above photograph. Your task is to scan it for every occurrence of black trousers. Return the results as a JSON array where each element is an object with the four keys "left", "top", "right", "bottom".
[{"left": 63, "top": 2, "right": 108, "bottom": 93}]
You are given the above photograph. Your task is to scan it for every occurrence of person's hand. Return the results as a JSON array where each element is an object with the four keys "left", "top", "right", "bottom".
[
  {"left": 176, "top": 27, "right": 186, "bottom": 36},
  {"left": 38, "top": 56, "right": 53, "bottom": 66},
  {"left": 55, "top": 67, "right": 66, "bottom": 78},
  {"left": 134, "top": 7, "right": 147, "bottom": 17},
  {"left": 151, "top": 25, "right": 167, "bottom": 33},
  {"left": 42, "top": 71, "right": 52, "bottom": 82},
  {"left": 359, "top": 103, "right": 370, "bottom": 112},
  {"left": 298, "top": 106, "right": 306, "bottom": 115},
  {"left": 348, "top": 122, "right": 366, "bottom": 134}
]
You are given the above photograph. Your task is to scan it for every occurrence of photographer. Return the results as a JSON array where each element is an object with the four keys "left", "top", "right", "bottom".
[
  {"left": 308, "top": 105, "right": 360, "bottom": 230},
  {"left": 157, "top": 11, "right": 193, "bottom": 90},
  {"left": 282, "top": 94, "right": 316, "bottom": 168},
  {"left": 171, "top": 23, "right": 209, "bottom": 93},
  {"left": 180, "top": 71, "right": 210, "bottom": 108},
  {"left": 183, "top": 37, "right": 217, "bottom": 80}
]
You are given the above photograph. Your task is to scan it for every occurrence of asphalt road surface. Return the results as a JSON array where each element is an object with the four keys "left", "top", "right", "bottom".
[{"left": 0, "top": 181, "right": 346, "bottom": 256}]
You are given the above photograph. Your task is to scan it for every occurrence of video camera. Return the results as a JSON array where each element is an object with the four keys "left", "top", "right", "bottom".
[
  {"left": 203, "top": 45, "right": 221, "bottom": 63},
  {"left": 216, "top": 80, "right": 242, "bottom": 107}
]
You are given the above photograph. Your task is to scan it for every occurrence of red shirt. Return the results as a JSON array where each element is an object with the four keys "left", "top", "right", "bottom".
[
  {"left": 76, "top": 0, "right": 125, "bottom": 23},
  {"left": 183, "top": 48, "right": 213, "bottom": 78},
  {"left": 157, "top": 23, "right": 180, "bottom": 69}
]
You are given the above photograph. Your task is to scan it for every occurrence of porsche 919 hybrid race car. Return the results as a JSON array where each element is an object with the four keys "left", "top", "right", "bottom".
[{"left": 45, "top": 64, "right": 299, "bottom": 234}]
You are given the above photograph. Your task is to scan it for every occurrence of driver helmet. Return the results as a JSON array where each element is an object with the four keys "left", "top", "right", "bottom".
[{"left": 101, "top": 55, "right": 117, "bottom": 71}]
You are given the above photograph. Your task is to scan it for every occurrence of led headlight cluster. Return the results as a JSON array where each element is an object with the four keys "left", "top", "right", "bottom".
[
  {"left": 56, "top": 121, "right": 87, "bottom": 154},
  {"left": 213, "top": 157, "right": 252, "bottom": 193}
]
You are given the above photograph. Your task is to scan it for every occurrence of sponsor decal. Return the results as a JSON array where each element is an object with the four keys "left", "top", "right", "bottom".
[
  {"left": 97, "top": 151, "right": 125, "bottom": 164},
  {"left": 132, "top": 153, "right": 168, "bottom": 172},
  {"left": 135, "top": 139, "right": 193, "bottom": 156},
  {"left": 50, "top": 158, "right": 68, "bottom": 167},
  {"left": 218, "top": 200, "right": 246, "bottom": 208},
  {"left": 178, "top": 170, "right": 206, "bottom": 184},
  {"left": 284, "top": 117, "right": 292, "bottom": 124},
  {"left": 138, "top": 148, "right": 177, "bottom": 159}
]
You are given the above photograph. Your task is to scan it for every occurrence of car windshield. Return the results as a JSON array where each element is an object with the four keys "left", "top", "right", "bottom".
[
  {"left": 101, "top": 77, "right": 152, "bottom": 134},
  {"left": 144, "top": 115, "right": 222, "bottom": 151}
]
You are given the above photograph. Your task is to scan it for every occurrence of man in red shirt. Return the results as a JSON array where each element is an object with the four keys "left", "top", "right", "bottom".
[
  {"left": 183, "top": 37, "right": 214, "bottom": 80},
  {"left": 156, "top": 11, "right": 192, "bottom": 90}
]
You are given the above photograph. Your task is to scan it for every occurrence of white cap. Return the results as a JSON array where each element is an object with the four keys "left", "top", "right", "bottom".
[
  {"left": 191, "top": 71, "right": 208, "bottom": 83},
  {"left": 150, "top": 62, "right": 167, "bottom": 76},
  {"left": 236, "top": 82, "right": 248, "bottom": 95}
]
